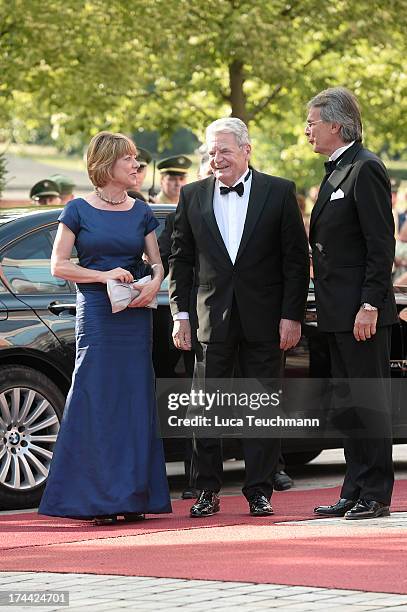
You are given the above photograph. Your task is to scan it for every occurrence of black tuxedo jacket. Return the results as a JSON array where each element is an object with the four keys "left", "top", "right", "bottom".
[
  {"left": 168, "top": 169, "right": 310, "bottom": 343},
  {"left": 309, "top": 142, "right": 398, "bottom": 333}
]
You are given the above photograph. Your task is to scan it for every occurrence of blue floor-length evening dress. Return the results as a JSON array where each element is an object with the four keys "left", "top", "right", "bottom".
[{"left": 39, "top": 198, "right": 172, "bottom": 518}]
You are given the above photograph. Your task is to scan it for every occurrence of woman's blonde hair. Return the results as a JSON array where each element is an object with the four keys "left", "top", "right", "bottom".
[{"left": 87, "top": 131, "right": 137, "bottom": 187}]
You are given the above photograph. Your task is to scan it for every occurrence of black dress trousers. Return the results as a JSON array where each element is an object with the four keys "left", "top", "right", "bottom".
[
  {"left": 191, "top": 299, "right": 283, "bottom": 500},
  {"left": 327, "top": 326, "right": 394, "bottom": 505}
]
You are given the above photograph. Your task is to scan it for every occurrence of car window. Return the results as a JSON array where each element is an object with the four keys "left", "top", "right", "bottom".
[
  {"left": 0, "top": 228, "right": 74, "bottom": 295},
  {"left": 49, "top": 227, "right": 78, "bottom": 262},
  {"left": 154, "top": 213, "right": 169, "bottom": 288},
  {"left": 155, "top": 216, "right": 166, "bottom": 239},
  {"left": 0, "top": 264, "right": 11, "bottom": 293}
]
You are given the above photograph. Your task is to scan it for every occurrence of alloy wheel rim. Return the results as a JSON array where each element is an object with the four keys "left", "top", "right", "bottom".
[{"left": 0, "top": 387, "right": 60, "bottom": 491}]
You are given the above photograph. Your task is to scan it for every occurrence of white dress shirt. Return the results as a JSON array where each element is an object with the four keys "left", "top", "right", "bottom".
[
  {"left": 214, "top": 169, "right": 252, "bottom": 264},
  {"left": 329, "top": 141, "right": 355, "bottom": 161},
  {"left": 174, "top": 168, "right": 252, "bottom": 321}
]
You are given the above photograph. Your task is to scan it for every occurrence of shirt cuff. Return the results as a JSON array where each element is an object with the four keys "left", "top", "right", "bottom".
[{"left": 173, "top": 312, "right": 190, "bottom": 320}]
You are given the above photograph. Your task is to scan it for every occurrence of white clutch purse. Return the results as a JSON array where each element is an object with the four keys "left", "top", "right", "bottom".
[{"left": 106, "top": 275, "right": 158, "bottom": 313}]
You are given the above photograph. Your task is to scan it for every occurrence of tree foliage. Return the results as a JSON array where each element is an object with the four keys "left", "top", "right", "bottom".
[{"left": 1, "top": 0, "right": 406, "bottom": 187}]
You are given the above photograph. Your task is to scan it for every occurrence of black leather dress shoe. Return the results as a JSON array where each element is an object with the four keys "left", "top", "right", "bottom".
[
  {"left": 314, "top": 498, "right": 357, "bottom": 517},
  {"left": 123, "top": 513, "right": 145, "bottom": 522},
  {"left": 248, "top": 494, "right": 274, "bottom": 516},
  {"left": 93, "top": 515, "right": 117, "bottom": 526},
  {"left": 190, "top": 490, "right": 220, "bottom": 517},
  {"left": 345, "top": 499, "right": 390, "bottom": 520},
  {"left": 273, "top": 470, "right": 293, "bottom": 491}
]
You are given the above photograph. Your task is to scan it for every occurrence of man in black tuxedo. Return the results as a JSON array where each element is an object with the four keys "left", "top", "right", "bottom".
[
  {"left": 307, "top": 87, "right": 398, "bottom": 520},
  {"left": 169, "top": 117, "right": 309, "bottom": 517}
]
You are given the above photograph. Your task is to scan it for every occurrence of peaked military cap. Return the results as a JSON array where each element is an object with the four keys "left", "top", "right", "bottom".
[
  {"left": 157, "top": 155, "right": 192, "bottom": 175},
  {"left": 30, "top": 179, "right": 61, "bottom": 199},
  {"left": 136, "top": 147, "right": 152, "bottom": 167},
  {"left": 49, "top": 174, "right": 76, "bottom": 195}
]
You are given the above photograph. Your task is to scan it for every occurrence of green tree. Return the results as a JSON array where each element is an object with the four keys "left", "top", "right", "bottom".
[{"left": 1, "top": 0, "right": 406, "bottom": 188}]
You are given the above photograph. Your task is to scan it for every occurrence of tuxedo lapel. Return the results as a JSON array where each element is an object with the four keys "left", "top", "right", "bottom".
[
  {"left": 310, "top": 142, "right": 362, "bottom": 232},
  {"left": 198, "top": 176, "right": 231, "bottom": 262},
  {"left": 235, "top": 169, "right": 269, "bottom": 262}
]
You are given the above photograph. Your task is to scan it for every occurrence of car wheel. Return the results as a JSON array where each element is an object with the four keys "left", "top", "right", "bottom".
[
  {"left": 0, "top": 365, "right": 64, "bottom": 510},
  {"left": 284, "top": 449, "right": 323, "bottom": 467}
]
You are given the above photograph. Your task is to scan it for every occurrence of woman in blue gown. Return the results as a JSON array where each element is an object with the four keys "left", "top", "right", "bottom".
[{"left": 39, "top": 131, "right": 172, "bottom": 524}]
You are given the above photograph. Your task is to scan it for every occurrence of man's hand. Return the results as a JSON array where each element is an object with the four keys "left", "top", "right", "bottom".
[
  {"left": 279, "top": 319, "right": 302, "bottom": 351},
  {"left": 353, "top": 308, "right": 378, "bottom": 341},
  {"left": 172, "top": 319, "right": 192, "bottom": 350}
]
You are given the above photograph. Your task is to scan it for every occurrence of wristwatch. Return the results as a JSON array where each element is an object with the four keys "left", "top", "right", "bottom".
[{"left": 361, "top": 303, "right": 378, "bottom": 311}]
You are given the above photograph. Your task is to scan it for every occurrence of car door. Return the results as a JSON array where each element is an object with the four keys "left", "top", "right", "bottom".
[
  {"left": 0, "top": 297, "right": 7, "bottom": 321},
  {"left": 0, "top": 223, "right": 76, "bottom": 374}
]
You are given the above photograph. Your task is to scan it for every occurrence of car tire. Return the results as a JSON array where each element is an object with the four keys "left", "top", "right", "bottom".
[
  {"left": 284, "top": 449, "right": 323, "bottom": 467},
  {"left": 0, "top": 365, "right": 64, "bottom": 511}
]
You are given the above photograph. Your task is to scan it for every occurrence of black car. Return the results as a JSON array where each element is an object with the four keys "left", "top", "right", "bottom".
[{"left": 0, "top": 206, "right": 406, "bottom": 510}]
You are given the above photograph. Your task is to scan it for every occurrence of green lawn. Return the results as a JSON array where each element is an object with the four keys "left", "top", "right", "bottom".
[
  {"left": 386, "top": 160, "right": 407, "bottom": 182},
  {"left": 7, "top": 143, "right": 86, "bottom": 172},
  {"left": 7, "top": 144, "right": 201, "bottom": 184}
]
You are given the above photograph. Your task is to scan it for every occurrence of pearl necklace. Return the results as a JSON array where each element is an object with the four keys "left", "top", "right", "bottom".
[{"left": 95, "top": 187, "right": 127, "bottom": 206}]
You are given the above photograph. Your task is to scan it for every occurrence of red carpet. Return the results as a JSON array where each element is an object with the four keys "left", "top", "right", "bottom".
[{"left": 1, "top": 481, "right": 407, "bottom": 593}]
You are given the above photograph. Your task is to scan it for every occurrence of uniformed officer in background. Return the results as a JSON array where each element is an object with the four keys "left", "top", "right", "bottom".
[
  {"left": 29, "top": 179, "right": 61, "bottom": 206},
  {"left": 127, "top": 147, "right": 153, "bottom": 202},
  {"left": 49, "top": 174, "right": 76, "bottom": 205},
  {"left": 156, "top": 155, "right": 192, "bottom": 204}
]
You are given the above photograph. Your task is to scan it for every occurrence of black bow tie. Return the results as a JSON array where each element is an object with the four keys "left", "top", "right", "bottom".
[
  {"left": 324, "top": 160, "right": 337, "bottom": 175},
  {"left": 220, "top": 182, "right": 244, "bottom": 197},
  {"left": 219, "top": 169, "right": 251, "bottom": 197}
]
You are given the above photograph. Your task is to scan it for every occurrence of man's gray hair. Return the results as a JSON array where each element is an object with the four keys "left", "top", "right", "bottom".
[
  {"left": 307, "top": 87, "right": 363, "bottom": 143},
  {"left": 206, "top": 117, "right": 251, "bottom": 147}
]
